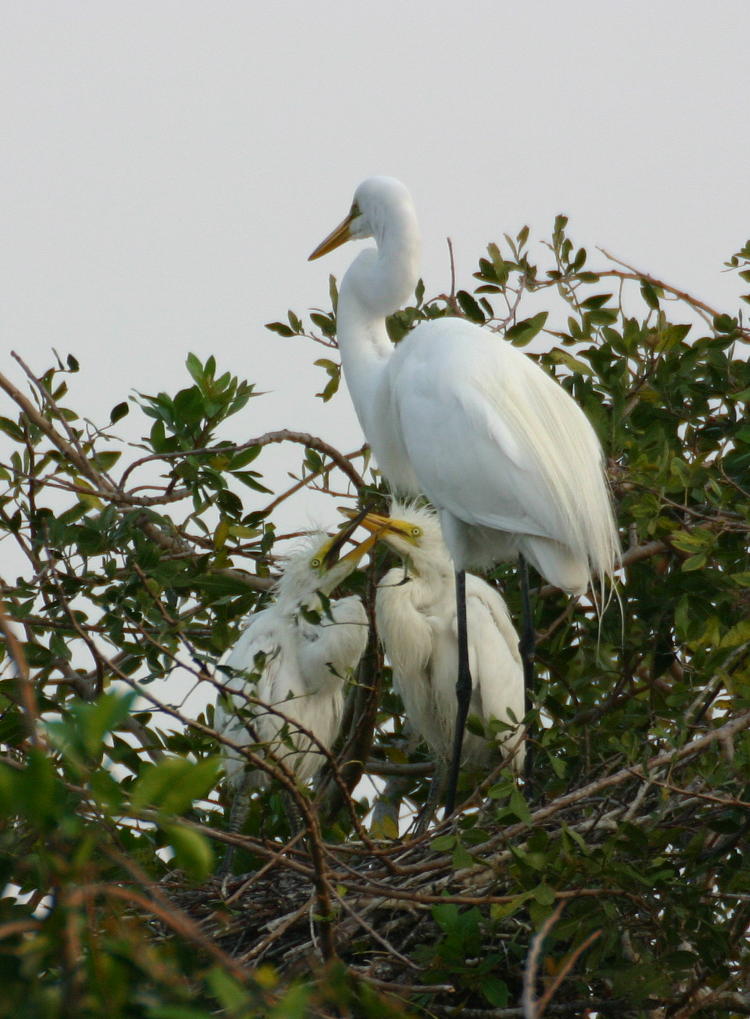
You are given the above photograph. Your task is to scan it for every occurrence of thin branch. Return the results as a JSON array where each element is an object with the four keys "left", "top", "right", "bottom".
[
  {"left": 0, "top": 598, "right": 43, "bottom": 746},
  {"left": 597, "top": 249, "right": 749, "bottom": 336}
]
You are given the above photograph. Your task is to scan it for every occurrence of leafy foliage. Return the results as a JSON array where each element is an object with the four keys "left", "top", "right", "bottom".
[{"left": 1, "top": 225, "right": 749, "bottom": 1017}]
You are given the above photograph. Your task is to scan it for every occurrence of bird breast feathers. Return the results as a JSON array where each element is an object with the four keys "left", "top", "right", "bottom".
[
  {"left": 463, "top": 575, "right": 522, "bottom": 668},
  {"left": 375, "top": 568, "right": 434, "bottom": 679},
  {"left": 295, "top": 594, "right": 369, "bottom": 691}
]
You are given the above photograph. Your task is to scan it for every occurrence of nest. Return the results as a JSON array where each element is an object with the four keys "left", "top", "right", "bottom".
[{"left": 156, "top": 709, "right": 750, "bottom": 1017}]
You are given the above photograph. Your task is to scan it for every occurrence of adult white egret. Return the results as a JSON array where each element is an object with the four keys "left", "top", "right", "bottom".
[
  {"left": 215, "top": 521, "right": 374, "bottom": 871},
  {"left": 355, "top": 502, "right": 524, "bottom": 816},
  {"left": 310, "top": 177, "right": 620, "bottom": 811}
]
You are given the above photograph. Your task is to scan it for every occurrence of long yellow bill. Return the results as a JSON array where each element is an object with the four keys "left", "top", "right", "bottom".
[
  {"left": 321, "top": 510, "right": 380, "bottom": 570},
  {"left": 308, "top": 210, "right": 356, "bottom": 261},
  {"left": 339, "top": 507, "right": 418, "bottom": 545}
]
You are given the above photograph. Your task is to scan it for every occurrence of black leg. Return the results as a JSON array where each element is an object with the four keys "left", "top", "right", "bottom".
[
  {"left": 518, "top": 554, "right": 535, "bottom": 779},
  {"left": 444, "top": 569, "right": 473, "bottom": 816},
  {"left": 217, "top": 782, "right": 251, "bottom": 879}
]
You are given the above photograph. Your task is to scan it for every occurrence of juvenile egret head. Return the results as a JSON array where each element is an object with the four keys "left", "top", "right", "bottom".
[
  {"left": 272, "top": 515, "right": 378, "bottom": 611},
  {"left": 342, "top": 502, "right": 451, "bottom": 579}
]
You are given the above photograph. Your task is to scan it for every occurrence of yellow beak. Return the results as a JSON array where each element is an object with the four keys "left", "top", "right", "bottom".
[
  {"left": 339, "top": 507, "right": 418, "bottom": 545},
  {"left": 321, "top": 510, "right": 380, "bottom": 570},
  {"left": 308, "top": 211, "right": 356, "bottom": 261},
  {"left": 338, "top": 531, "right": 379, "bottom": 566}
]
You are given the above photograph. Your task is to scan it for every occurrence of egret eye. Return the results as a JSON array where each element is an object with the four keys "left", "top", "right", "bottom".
[
  {"left": 310, "top": 557, "right": 322, "bottom": 569},
  {"left": 411, "top": 527, "right": 422, "bottom": 537}
]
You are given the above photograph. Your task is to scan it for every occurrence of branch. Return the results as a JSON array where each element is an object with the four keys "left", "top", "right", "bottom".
[
  {"left": 597, "top": 249, "right": 749, "bottom": 337},
  {"left": 120, "top": 429, "right": 366, "bottom": 494},
  {"left": 0, "top": 598, "right": 44, "bottom": 747}
]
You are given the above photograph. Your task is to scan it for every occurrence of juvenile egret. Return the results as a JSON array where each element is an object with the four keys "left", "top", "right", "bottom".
[
  {"left": 310, "top": 177, "right": 620, "bottom": 811},
  {"left": 215, "top": 523, "right": 374, "bottom": 871},
  {"left": 357, "top": 503, "right": 524, "bottom": 816}
]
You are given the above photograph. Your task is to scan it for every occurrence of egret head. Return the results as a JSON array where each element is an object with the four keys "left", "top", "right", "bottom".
[
  {"left": 274, "top": 518, "right": 377, "bottom": 610},
  {"left": 309, "top": 177, "right": 415, "bottom": 259},
  {"left": 342, "top": 501, "right": 452, "bottom": 578}
]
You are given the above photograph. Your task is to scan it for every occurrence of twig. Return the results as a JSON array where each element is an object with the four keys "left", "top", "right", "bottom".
[
  {"left": 597, "top": 249, "right": 747, "bottom": 335},
  {"left": 0, "top": 599, "right": 43, "bottom": 746},
  {"left": 120, "top": 429, "right": 366, "bottom": 494},
  {"left": 523, "top": 903, "right": 565, "bottom": 1017}
]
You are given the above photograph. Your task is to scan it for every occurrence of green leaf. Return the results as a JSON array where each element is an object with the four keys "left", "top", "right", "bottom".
[
  {"left": 681, "top": 553, "right": 707, "bottom": 572},
  {"left": 547, "top": 349, "right": 593, "bottom": 376},
  {"left": 509, "top": 785, "right": 532, "bottom": 823},
  {"left": 452, "top": 842, "right": 475, "bottom": 868},
  {"left": 713, "top": 313, "right": 737, "bottom": 333},
  {"left": 505, "top": 311, "right": 549, "bottom": 346},
  {"left": 640, "top": 281, "right": 660, "bottom": 309},
  {"left": 328, "top": 273, "right": 338, "bottom": 312},
  {"left": 310, "top": 312, "right": 335, "bottom": 337},
  {"left": 269, "top": 985, "right": 310, "bottom": 1019},
  {"left": 91, "top": 450, "right": 121, "bottom": 471},
  {"left": 109, "top": 401, "right": 129, "bottom": 424},
  {"left": 571, "top": 247, "right": 587, "bottom": 270},
  {"left": 431, "top": 834, "right": 456, "bottom": 852},
  {"left": 131, "top": 756, "right": 221, "bottom": 813},
  {"left": 457, "top": 290, "right": 485, "bottom": 323},
  {"left": 532, "top": 882, "right": 556, "bottom": 906},
  {"left": 162, "top": 823, "right": 214, "bottom": 879},
  {"left": 230, "top": 445, "right": 262, "bottom": 469},
  {"left": 670, "top": 529, "right": 714, "bottom": 553},
  {"left": 185, "top": 352, "right": 204, "bottom": 385},
  {"left": 232, "top": 471, "right": 272, "bottom": 494},
  {"left": 581, "top": 293, "right": 614, "bottom": 310},
  {"left": 720, "top": 620, "right": 750, "bottom": 649},
  {"left": 490, "top": 892, "right": 531, "bottom": 920},
  {"left": 206, "top": 967, "right": 252, "bottom": 1012},
  {"left": 265, "top": 321, "right": 296, "bottom": 337},
  {"left": 482, "top": 975, "right": 509, "bottom": 1007},
  {"left": 173, "top": 387, "right": 205, "bottom": 425},
  {"left": 214, "top": 518, "right": 230, "bottom": 550}
]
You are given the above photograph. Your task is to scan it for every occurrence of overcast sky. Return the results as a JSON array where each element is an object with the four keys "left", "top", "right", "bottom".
[{"left": 2, "top": 0, "right": 749, "bottom": 536}]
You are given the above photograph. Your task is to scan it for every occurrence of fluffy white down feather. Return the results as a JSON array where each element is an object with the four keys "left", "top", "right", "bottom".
[
  {"left": 215, "top": 535, "right": 369, "bottom": 791},
  {"left": 374, "top": 503, "right": 525, "bottom": 771}
]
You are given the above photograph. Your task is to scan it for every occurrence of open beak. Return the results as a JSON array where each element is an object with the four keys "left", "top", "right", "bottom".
[
  {"left": 308, "top": 210, "right": 356, "bottom": 261},
  {"left": 321, "top": 508, "right": 378, "bottom": 570},
  {"left": 340, "top": 507, "right": 419, "bottom": 545}
]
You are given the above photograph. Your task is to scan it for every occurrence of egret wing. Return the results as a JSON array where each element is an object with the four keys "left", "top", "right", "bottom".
[
  {"left": 391, "top": 318, "right": 606, "bottom": 554},
  {"left": 215, "top": 609, "right": 286, "bottom": 785},
  {"left": 464, "top": 576, "right": 525, "bottom": 766}
]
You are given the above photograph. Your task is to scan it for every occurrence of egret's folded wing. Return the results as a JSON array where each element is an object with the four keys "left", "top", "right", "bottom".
[
  {"left": 464, "top": 578, "right": 525, "bottom": 740},
  {"left": 391, "top": 317, "right": 613, "bottom": 568}
]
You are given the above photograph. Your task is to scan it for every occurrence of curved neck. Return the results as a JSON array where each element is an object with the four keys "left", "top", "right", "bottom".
[{"left": 336, "top": 214, "right": 420, "bottom": 437}]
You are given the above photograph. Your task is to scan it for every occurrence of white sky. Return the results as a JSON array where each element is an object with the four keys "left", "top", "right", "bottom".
[{"left": 2, "top": 0, "right": 749, "bottom": 536}]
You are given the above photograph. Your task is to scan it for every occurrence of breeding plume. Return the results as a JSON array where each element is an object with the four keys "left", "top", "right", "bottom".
[
  {"left": 215, "top": 525, "right": 373, "bottom": 870},
  {"left": 310, "top": 176, "right": 619, "bottom": 810},
  {"left": 359, "top": 503, "right": 524, "bottom": 801}
]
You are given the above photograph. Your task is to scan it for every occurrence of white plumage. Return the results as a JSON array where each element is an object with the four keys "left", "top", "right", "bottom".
[
  {"left": 310, "top": 175, "right": 619, "bottom": 810},
  {"left": 215, "top": 530, "right": 371, "bottom": 860},
  {"left": 361, "top": 503, "right": 525, "bottom": 773},
  {"left": 309, "top": 176, "right": 619, "bottom": 593}
]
